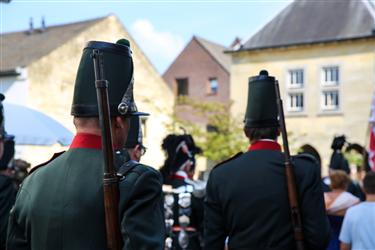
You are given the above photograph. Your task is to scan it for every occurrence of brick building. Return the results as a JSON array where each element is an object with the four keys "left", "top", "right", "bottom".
[{"left": 163, "top": 36, "right": 231, "bottom": 127}]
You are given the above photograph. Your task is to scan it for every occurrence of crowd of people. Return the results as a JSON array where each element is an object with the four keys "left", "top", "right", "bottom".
[{"left": 0, "top": 39, "right": 374, "bottom": 250}]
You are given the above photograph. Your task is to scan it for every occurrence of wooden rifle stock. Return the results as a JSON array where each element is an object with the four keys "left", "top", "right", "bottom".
[
  {"left": 92, "top": 49, "right": 123, "bottom": 250},
  {"left": 274, "top": 80, "right": 305, "bottom": 250}
]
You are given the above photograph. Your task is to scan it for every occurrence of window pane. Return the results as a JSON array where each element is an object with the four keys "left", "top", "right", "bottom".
[
  {"left": 288, "top": 69, "right": 304, "bottom": 87},
  {"left": 209, "top": 78, "right": 218, "bottom": 94},
  {"left": 323, "top": 66, "right": 339, "bottom": 85},
  {"left": 322, "top": 90, "right": 339, "bottom": 110},
  {"left": 288, "top": 93, "right": 303, "bottom": 111},
  {"left": 176, "top": 78, "right": 188, "bottom": 96}
]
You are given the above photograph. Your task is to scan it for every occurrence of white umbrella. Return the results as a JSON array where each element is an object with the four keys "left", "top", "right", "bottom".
[{"left": 3, "top": 103, "right": 73, "bottom": 146}]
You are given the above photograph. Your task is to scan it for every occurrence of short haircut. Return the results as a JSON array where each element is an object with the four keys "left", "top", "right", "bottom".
[
  {"left": 244, "top": 126, "right": 279, "bottom": 142},
  {"left": 329, "top": 170, "right": 351, "bottom": 190},
  {"left": 73, "top": 117, "right": 100, "bottom": 129},
  {"left": 73, "top": 116, "right": 128, "bottom": 129},
  {"left": 363, "top": 171, "right": 375, "bottom": 194}
]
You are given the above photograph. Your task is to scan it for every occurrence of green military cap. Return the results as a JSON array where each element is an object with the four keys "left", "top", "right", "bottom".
[
  {"left": 71, "top": 39, "right": 148, "bottom": 117},
  {"left": 244, "top": 70, "right": 279, "bottom": 128},
  {"left": 125, "top": 116, "right": 143, "bottom": 148}
]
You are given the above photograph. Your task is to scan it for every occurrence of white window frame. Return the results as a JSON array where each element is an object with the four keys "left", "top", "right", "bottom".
[
  {"left": 287, "top": 93, "right": 304, "bottom": 112},
  {"left": 286, "top": 68, "right": 305, "bottom": 113},
  {"left": 321, "top": 66, "right": 339, "bottom": 86},
  {"left": 321, "top": 90, "right": 339, "bottom": 111},
  {"left": 208, "top": 77, "right": 218, "bottom": 95},
  {"left": 287, "top": 69, "right": 304, "bottom": 89},
  {"left": 320, "top": 65, "right": 340, "bottom": 111}
]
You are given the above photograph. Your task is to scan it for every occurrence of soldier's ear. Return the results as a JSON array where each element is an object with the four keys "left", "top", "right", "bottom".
[
  {"left": 113, "top": 116, "right": 128, "bottom": 129},
  {"left": 243, "top": 127, "right": 250, "bottom": 139}
]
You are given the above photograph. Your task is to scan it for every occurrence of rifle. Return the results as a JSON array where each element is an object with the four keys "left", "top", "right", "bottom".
[
  {"left": 92, "top": 49, "right": 123, "bottom": 250},
  {"left": 274, "top": 80, "right": 305, "bottom": 250}
]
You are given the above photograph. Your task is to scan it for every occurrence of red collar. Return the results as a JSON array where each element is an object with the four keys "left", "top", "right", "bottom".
[
  {"left": 171, "top": 174, "right": 186, "bottom": 180},
  {"left": 248, "top": 140, "right": 281, "bottom": 152},
  {"left": 171, "top": 171, "right": 194, "bottom": 181},
  {"left": 70, "top": 133, "right": 102, "bottom": 150}
]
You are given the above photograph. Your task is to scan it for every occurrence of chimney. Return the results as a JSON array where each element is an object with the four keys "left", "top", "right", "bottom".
[
  {"left": 229, "top": 37, "right": 242, "bottom": 50},
  {"left": 27, "top": 17, "right": 34, "bottom": 34},
  {"left": 41, "top": 16, "right": 46, "bottom": 32}
]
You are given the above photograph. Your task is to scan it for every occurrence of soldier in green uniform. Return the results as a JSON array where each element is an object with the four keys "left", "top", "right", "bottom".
[
  {"left": 204, "top": 70, "right": 330, "bottom": 250},
  {"left": 7, "top": 40, "right": 165, "bottom": 250}
]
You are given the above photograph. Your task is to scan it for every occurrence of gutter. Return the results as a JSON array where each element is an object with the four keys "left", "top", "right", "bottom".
[
  {"left": 0, "top": 68, "right": 21, "bottom": 77},
  {"left": 225, "top": 35, "right": 375, "bottom": 54}
]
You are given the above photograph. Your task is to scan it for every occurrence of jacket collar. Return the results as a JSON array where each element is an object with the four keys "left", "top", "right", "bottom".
[
  {"left": 248, "top": 139, "right": 281, "bottom": 152},
  {"left": 70, "top": 133, "right": 102, "bottom": 150}
]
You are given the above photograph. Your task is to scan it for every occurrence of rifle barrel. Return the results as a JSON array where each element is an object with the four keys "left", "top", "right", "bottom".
[
  {"left": 274, "top": 80, "right": 305, "bottom": 250},
  {"left": 92, "top": 49, "right": 123, "bottom": 250}
]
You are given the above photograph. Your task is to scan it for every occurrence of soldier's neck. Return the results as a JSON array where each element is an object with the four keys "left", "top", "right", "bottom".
[
  {"left": 76, "top": 127, "right": 101, "bottom": 136},
  {"left": 366, "top": 194, "right": 375, "bottom": 202}
]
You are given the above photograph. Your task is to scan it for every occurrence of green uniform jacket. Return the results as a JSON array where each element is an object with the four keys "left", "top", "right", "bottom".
[
  {"left": 7, "top": 145, "right": 165, "bottom": 250},
  {"left": 204, "top": 148, "right": 331, "bottom": 250}
]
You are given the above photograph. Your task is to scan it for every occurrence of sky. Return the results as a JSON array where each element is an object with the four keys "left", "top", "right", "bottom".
[{"left": 1, "top": 0, "right": 294, "bottom": 73}]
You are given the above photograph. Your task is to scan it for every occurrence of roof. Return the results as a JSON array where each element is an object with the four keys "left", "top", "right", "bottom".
[
  {"left": 0, "top": 16, "right": 107, "bottom": 71},
  {"left": 235, "top": 0, "right": 375, "bottom": 52},
  {"left": 194, "top": 36, "right": 231, "bottom": 72}
]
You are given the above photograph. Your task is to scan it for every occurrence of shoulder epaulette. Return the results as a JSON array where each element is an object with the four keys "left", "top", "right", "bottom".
[
  {"left": 213, "top": 152, "right": 243, "bottom": 170},
  {"left": 29, "top": 151, "right": 65, "bottom": 175},
  {"left": 117, "top": 160, "right": 141, "bottom": 180},
  {"left": 293, "top": 153, "right": 318, "bottom": 165}
]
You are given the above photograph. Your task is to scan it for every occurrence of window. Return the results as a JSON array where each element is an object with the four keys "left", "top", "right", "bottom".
[
  {"left": 206, "top": 124, "right": 218, "bottom": 133},
  {"left": 286, "top": 69, "right": 304, "bottom": 112},
  {"left": 288, "top": 69, "right": 304, "bottom": 88},
  {"left": 208, "top": 78, "right": 218, "bottom": 95},
  {"left": 176, "top": 78, "right": 188, "bottom": 96},
  {"left": 288, "top": 93, "right": 304, "bottom": 111},
  {"left": 321, "top": 66, "right": 340, "bottom": 111},
  {"left": 322, "top": 91, "right": 339, "bottom": 110},
  {"left": 322, "top": 66, "right": 339, "bottom": 85}
]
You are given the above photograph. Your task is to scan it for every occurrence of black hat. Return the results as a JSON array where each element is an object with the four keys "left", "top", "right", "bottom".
[
  {"left": 244, "top": 70, "right": 279, "bottom": 128},
  {"left": 160, "top": 134, "right": 202, "bottom": 174},
  {"left": 0, "top": 135, "right": 15, "bottom": 170},
  {"left": 331, "top": 135, "right": 346, "bottom": 150},
  {"left": 125, "top": 116, "right": 142, "bottom": 148},
  {"left": 71, "top": 39, "right": 147, "bottom": 117}
]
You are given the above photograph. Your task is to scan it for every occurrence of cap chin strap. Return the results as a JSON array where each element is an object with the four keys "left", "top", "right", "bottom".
[
  {"left": 118, "top": 63, "right": 138, "bottom": 115},
  {"left": 175, "top": 141, "right": 193, "bottom": 158}
]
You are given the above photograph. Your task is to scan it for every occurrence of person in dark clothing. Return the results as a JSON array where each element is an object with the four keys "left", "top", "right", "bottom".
[
  {"left": 299, "top": 144, "right": 331, "bottom": 192},
  {"left": 161, "top": 134, "right": 204, "bottom": 250},
  {"left": 329, "top": 136, "right": 351, "bottom": 174},
  {"left": 204, "top": 70, "right": 331, "bottom": 250},
  {"left": 0, "top": 136, "right": 17, "bottom": 249},
  {"left": 328, "top": 135, "right": 366, "bottom": 201}
]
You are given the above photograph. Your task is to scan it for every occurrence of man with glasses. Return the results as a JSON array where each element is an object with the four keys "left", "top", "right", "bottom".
[{"left": 125, "top": 116, "right": 146, "bottom": 162}]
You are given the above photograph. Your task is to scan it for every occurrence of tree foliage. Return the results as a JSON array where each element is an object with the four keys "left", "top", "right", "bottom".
[{"left": 168, "top": 97, "right": 248, "bottom": 168}]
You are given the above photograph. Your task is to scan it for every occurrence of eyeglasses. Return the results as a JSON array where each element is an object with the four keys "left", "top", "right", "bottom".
[{"left": 140, "top": 145, "right": 147, "bottom": 156}]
